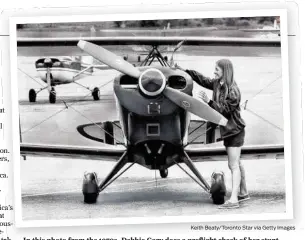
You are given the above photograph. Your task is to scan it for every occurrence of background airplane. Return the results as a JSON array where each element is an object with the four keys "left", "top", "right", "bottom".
[{"left": 20, "top": 55, "right": 111, "bottom": 103}]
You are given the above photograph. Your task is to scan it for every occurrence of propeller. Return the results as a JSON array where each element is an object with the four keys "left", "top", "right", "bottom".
[
  {"left": 170, "top": 39, "right": 185, "bottom": 67},
  {"left": 78, "top": 40, "right": 141, "bottom": 79},
  {"left": 77, "top": 40, "right": 228, "bottom": 126},
  {"left": 174, "top": 39, "right": 185, "bottom": 52},
  {"left": 163, "top": 87, "right": 227, "bottom": 126}
]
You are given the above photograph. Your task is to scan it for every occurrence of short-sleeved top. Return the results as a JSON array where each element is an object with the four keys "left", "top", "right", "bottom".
[{"left": 186, "top": 69, "right": 246, "bottom": 139}]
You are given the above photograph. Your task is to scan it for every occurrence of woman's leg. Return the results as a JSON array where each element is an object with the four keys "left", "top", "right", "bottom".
[
  {"left": 226, "top": 146, "right": 242, "bottom": 203},
  {"left": 239, "top": 161, "right": 248, "bottom": 196}
]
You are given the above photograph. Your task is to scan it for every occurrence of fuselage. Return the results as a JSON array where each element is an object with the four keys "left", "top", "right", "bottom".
[
  {"left": 35, "top": 58, "right": 93, "bottom": 85},
  {"left": 114, "top": 66, "right": 193, "bottom": 169}
]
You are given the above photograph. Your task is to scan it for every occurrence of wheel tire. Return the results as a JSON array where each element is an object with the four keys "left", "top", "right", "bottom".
[
  {"left": 123, "top": 55, "right": 128, "bottom": 61},
  {"left": 92, "top": 87, "right": 100, "bottom": 101},
  {"left": 138, "top": 55, "right": 141, "bottom": 62},
  {"left": 210, "top": 172, "right": 226, "bottom": 205},
  {"left": 49, "top": 88, "right": 56, "bottom": 104},
  {"left": 164, "top": 56, "right": 168, "bottom": 62},
  {"left": 82, "top": 172, "right": 99, "bottom": 204},
  {"left": 160, "top": 169, "right": 168, "bottom": 178},
  {"left": 84, "top": 193, "right": 99, "bottom": 204},
  {"left": 29, "top": 89, "right": 36, "bottom": 102},
  {"left": 104, "top": 121, "right": 114, "bottom": 145}
]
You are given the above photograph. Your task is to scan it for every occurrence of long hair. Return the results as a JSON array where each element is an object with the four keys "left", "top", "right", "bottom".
[{"left": 215, "top": 59, "right": 239, "bottom": 103}]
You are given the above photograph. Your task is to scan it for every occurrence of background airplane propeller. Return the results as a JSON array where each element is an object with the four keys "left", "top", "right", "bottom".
[{"left": 77, "top": 40, "right": 228, "bottom": 126}]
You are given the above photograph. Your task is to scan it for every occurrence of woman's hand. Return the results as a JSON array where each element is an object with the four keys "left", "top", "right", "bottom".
[{"left": 198, "top": 91, "right": 210, "bottom": 103}]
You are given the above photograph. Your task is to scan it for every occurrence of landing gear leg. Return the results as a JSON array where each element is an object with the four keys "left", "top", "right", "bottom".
[
  {"left": 181, "top": 151, "right": 226, "bottom": 205},
  {"left": 49, "top": 87, "right": 56, "bottom": 104},
  {"left": 82, "top": 152, "right": 129, "bottom": 204},
  {"left": 98, "top": 151, "right": 128, "bottom": 192},
  {"left": 73, "top": 81, "right": 100, "bottom": 101},
  {"left": 28, "top": 86, "right": 48, "bottom": 103},
  {"left": 181, "top": 151, "right": 211, "bottom": 192}
]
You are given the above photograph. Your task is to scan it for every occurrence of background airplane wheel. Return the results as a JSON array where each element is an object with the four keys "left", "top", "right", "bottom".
[
  {"left": 138, "top": 55, "right": 141, "bottom": 62},
  {"left": 29, "top": 89, "right": 36, "bottom": 102},
  {"left": 123, "top": 55, "right": 128, "bottom": 61},
  {"left": 83, "top": 172, "right": 99, "bottom": 204},
  {"left": 49, "top": 88, "right": 56, "bottom": 104},
  {"left": 164, "top": 56, "right": 168, "bottom": 62},
  {"left": 84, "top": 193, "right": 99, "bottom": 204},
  {"left": 210, "top": 172, "right": 226, "bottom": 205},
  {"left": 104, "top": 121, "right": 114, "bottom": 145},
  {"left": 160, "top": 169, "right": 168, "bottom": 178},
  {"left": 92, "top": 87, "right": 100, "bottom": 101}
]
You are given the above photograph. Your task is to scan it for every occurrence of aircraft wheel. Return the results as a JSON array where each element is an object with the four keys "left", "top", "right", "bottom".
[
  {"left": 92, "top": 87, "right": 100, "bottom": 101},
  {"left": 160, "top": 169, "right": 168, "bottom": 178},
  {"left": 29, "top": 89, "right": 36, "bottom": 102},
  {"left": 210, "top": 172, "right": 226, "bottom": 205},
  {"left": 164, "top": 56, "right": 168, "bottom": 62},
  {"left": 82, "top": 172, "right": 99, "bottom": 204},
  {"left": 104, "top": 121, "right": 114, "bottom": 145},
  {"left": 49, "top": 88, "right": 56, "bottom": 104},
  {"left": 123, "top": 55, "right": 128, "bottom": 61},
  {"left": 138, "top": 55, "right": 141, "bottom": 62},
  {"left": 84, "top": 193, "right": 99, "bottom": 204}
]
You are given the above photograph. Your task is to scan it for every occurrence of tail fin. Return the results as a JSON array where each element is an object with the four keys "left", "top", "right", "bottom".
[{"left": 74, "top": 55, "right": 94, "bottom": 66}]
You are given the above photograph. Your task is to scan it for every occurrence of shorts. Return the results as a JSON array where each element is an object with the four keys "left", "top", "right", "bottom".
[{"left": 223, "top": 128, "right": 245, "bottom": 147}]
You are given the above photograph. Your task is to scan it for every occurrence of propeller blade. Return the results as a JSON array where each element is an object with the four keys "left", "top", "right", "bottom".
[
  {"left": 77, "top": 40, "right": 141, "bottom": 79},
  {"left": 174, "top": 39, "right": 185, "bottom": 52},
  {"left": 163, "top": 87, "right": 228, "bottom": 126}
]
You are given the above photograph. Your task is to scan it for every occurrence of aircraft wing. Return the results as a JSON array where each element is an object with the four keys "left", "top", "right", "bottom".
[
  {"left": 17, "top": 36, "right": 280, "bottom": 47},
  {"left": 20, "top": 143, "right": 125, "bottom": 161},
  {"left": 20, "top": 142, "right": 284, "bottom": 162},
  {"left": 185, "top": 144, "right": 284, "bottom": 161}
]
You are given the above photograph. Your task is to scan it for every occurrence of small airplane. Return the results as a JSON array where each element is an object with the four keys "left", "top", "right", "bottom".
[
  {"left": 25, "top": 56, "right": 110, "bottom": 104},
  {"left": 19, "top": 37, "right": 284, "bottom": 206},
  {"left": 23, "top": 49, "right": 168, "bottom": 104}
]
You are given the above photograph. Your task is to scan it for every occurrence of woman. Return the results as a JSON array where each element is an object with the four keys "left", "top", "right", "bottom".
[{"left": 176, "top": 59, "right": 249, "bottom": 209}]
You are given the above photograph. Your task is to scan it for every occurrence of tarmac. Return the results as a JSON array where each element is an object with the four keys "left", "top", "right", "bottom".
[{"left": 21, "top": 155, "right": 286, "bottom": 220}]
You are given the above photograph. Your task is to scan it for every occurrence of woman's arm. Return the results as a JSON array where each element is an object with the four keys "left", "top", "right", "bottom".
[
  {"left": 185, "top": 69, "right": 214, "bottom": 90},
  {"left": 208, "top": 88, "right": 240, "bottom": 116}
]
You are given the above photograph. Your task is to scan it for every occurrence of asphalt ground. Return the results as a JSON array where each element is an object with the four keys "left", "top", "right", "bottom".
[{"left": 21, "top": 156, "right": 285, "bottom": 220}]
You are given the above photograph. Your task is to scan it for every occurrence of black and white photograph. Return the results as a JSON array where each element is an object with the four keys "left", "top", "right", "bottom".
[{"left": 10, "top": 10, "right": 292, "bottom": 226}]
